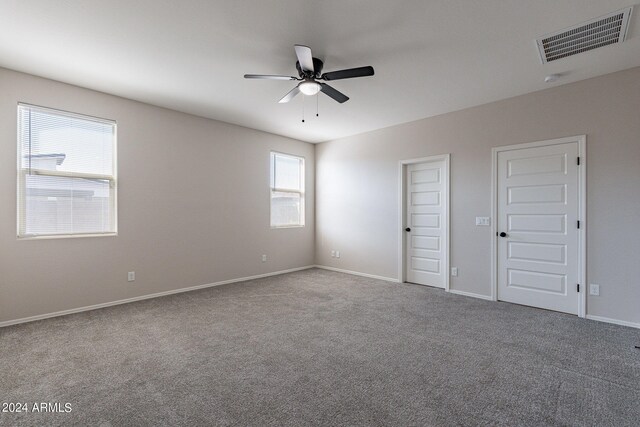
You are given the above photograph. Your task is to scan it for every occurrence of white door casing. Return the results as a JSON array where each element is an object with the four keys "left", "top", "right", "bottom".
[
  {"left": 403, "top": 157, "right": 449, "bottom": 288},
  {"left": 494, "top": 137, "right": 585, "bottom": 315}
]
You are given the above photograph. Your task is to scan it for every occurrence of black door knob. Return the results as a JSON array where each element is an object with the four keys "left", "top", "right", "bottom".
[
  {"left": 405, "top": 227, "right": 411, "bottom": 232},
  {"left": 499, "top": 232, "right": 507, "bottom": 237}
]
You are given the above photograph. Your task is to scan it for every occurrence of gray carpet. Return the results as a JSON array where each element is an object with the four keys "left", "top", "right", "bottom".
[{"left": 1, "top": 268, "right": 639, "bottom": 426}]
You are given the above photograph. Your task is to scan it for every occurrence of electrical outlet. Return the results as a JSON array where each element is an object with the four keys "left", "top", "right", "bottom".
[
  {"left": 127, "top": 271, "right": 135, "bottom": 282},
  {"left": 335, "top": 251, "right": 340, "bottom": 258},
  {"left": 262, "top": 254, "right": 267, "bottom": 262},
  {"left": 589, "top": 284, "right": 600, "bottom": 296},
  {"left": 451, "top": 267, "right": 458, "bottom": 277},
  {"left": 331, "top": 250, "right": 336, "bottom": 258}
]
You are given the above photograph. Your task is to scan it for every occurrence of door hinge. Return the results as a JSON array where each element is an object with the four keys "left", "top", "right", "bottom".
[
  {"left": 577, "top": 284, "right": 580, "bottom": 292},
  {"left": 577, "top": 220, "right": 580, "bottom": 229},
  {"left": 577, "top": 156, "right": 580, "bottom": 165}
]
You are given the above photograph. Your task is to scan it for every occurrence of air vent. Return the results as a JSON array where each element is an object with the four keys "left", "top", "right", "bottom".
[{"left": 536, "top": 7, "right": 633, "bottom": 63}]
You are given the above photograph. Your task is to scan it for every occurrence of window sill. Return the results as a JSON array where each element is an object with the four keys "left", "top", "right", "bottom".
[
  {"left": 18, "top": 232, "right": 118, "bottom": 241},
  {"left": 270, "top": 225, "right": 305, "bottom": 229}
]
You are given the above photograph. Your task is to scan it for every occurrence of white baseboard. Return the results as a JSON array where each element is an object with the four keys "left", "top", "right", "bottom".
[
  {"left": 314, "top": 265, "right": 400, "bottom": 283},
  {"left": 8, "top": 265, "right": 636, "bottom": 331},
  {"left": 447, "top": 289, "right": 493, "bottom": 301},
  {"left": 586, "top": 314, "right": 640, "bottom": 330},
  {"left": 0, "top": 265, "right": 315, "bottom": 328}
]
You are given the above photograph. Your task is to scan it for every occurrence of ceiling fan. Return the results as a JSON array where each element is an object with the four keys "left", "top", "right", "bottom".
[{"left": 244, "top": 45, "right": 374, "bottom": 104}]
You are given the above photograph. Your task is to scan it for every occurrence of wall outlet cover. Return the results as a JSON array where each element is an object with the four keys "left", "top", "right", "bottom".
[{"left": 589, "top": 284, "right": 600, "bottom": 296}]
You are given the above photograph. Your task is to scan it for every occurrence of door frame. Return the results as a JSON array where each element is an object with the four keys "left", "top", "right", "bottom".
[
  {"left": 398, "top": 154, "right": 450, "bottom": 290},
  {"left": 490, "top": 136, "right": 587, "bottom": 317}
]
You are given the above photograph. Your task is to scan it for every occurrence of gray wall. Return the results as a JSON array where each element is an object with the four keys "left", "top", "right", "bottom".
[
  {"left": 0, "top": 67, "right": 315, "bottom": 324},
  {"left": 2, "top": 66, "right": 639, "bottom": 326},
  {"left": 316, "top": 67, "right": 640, "bottom": 325}
]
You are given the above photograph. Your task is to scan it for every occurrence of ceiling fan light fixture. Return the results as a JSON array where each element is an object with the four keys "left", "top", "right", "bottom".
[{"left": 299, "top": 81, "right": 321, "bottom": 96}]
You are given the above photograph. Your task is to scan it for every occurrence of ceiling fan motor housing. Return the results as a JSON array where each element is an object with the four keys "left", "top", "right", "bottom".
[{"left": 296, "top": 58, "right": 324, "bottom": 78}]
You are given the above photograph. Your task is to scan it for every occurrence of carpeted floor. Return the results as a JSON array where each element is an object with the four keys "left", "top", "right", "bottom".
[{"left": 1, "top": 268, "right": 639, "bottom": 426}]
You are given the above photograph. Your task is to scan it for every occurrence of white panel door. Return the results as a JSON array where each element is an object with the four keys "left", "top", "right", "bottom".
[
  {"left": 406, "top": 160, "right": 447, "bottom": 288},
  {"left": 497, "top": 141, "right": 580, "bottom": 314}
]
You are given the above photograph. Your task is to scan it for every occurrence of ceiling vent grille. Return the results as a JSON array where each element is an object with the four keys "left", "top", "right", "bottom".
[{"left": 536, "top": 7, "right": 633, "bottom": 63}]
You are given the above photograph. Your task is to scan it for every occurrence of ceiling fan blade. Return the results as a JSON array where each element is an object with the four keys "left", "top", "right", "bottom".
[
  {"left": 278, "top": 86, "right": 301, "bottom": 103},
  {"left": 244, "top": 74, "right": 296, "bottom": 80},
  {"left": 321, "top": 66, "right": 374, "bottom": 81},
  {"left": 319, "top": 83, "right": 349, "bottom": 103},
  {"left": 294, "top": 45, "right": 314, "bottom": 73}
]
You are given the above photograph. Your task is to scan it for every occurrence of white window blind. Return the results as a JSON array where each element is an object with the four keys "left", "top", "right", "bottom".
[
  {"left": 17, "top": 104, "right": 117, "bottom": 237},
  {"left": 270, "top": 152, "right": 305, "bottom": 227}
]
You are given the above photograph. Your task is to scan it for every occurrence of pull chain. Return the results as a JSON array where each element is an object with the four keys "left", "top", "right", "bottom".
[
  {"left": 316, "top": 92, "right": 319, "bottom": 117},
  {"left": 302, "top": 94, "right": 305, "bottom": 123}
]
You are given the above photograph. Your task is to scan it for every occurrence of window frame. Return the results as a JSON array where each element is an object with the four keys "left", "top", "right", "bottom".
[
  {"left": 270, "top": 151, "right": 305, "bottom": 228},
  {"left": 16, "top": 103, "right": 118, "bottom": 239}
]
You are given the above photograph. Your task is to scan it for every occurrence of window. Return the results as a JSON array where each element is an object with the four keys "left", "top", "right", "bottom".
[
  {"left": 17, "top": 104, "right": 117, "bottom": 238},
  {"left": 270, "top": 152, "right": 305, "bottom": 227}
]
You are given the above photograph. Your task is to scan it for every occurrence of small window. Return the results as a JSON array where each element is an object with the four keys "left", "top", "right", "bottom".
[
  {"left": 270, "top": 152, "right": 305, "bottom": 228},
  {"left": 17, "top": 104, "right": 117, "bottom": 238}
]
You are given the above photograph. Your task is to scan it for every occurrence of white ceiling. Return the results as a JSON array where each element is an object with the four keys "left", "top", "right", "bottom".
[{"left": 1, "top": 1, "right": 639, "bottom": 143}]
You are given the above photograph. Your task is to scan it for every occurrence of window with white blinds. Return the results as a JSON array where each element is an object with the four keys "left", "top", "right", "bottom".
[
  {"left": 17, "top": 104, "right": 117, "bottom": 238},
  {"left": 270, "top": 152, "right": 305, "bottom": 227}
]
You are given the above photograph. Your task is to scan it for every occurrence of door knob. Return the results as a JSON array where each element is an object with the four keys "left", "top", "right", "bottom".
[
  {"left": 499, "top": 232, "right": 507, "bottom": 237},
  {"left": 405, "top": 227, "right": 411, "bottom": 232}
]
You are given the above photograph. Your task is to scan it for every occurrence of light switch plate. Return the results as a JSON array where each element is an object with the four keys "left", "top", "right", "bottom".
[{"left": 476, "top": 217, "right": 491, "bottom": 226}]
